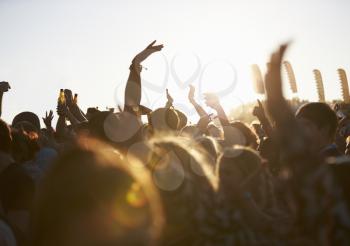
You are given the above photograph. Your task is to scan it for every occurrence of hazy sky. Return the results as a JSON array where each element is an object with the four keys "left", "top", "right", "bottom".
[{"left": 1, "top": 0, "right": 350, "bottom": 123}]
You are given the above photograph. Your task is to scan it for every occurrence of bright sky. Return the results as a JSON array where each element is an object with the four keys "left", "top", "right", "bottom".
[{"left": 1, "top": 0, "right": 350, "bottom": 124}]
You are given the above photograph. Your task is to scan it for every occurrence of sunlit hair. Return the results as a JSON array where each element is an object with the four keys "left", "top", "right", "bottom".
[
  {"left": 149, "top": 108, "right": 179, "bottom": 133},
  {"left": 195, "top": 135, "right": 221, "bottom": 169},
  {"left": 229, "top": 121, "right": 258, "bottom": 148},
  {"left": 296, "top": 102, "right": 338, "bottom": 140},
  {"left": 31, "top": 137, "right": 164, "bottom": 246},
  {"left": 146, "top": 134, "right": 217, "bottom": 244},
  {"left": 217, "top": 146, "right": 262, "bottom": 181},
  {"left": 148, "top": 134, "right": 217, "bottom": 190},
  {"left": 175, "top": 109, "right": 187, "bottom": 130},
  {"left": 181, "top": 125, "right": 200, "bottom": 137}
]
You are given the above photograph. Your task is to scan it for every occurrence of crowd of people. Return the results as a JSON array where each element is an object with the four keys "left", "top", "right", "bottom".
[{"left": 1, "top": 41, "right": 350, "bottom": 246}]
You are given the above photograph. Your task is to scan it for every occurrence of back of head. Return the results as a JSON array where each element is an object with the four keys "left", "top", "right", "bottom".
[
  {"left": 217, "top": 146, "right": 271, "bottom": 208},
  {"left": 88, "top": 111, "right": 142, "bottom": 150},
  {"left": 296, "top": 102, "right": 338, "bottom": 140},
  {"left": 86, "top": 107, "right": 101, "bottom": 120},
  {"left": 149, "top": 136, "right": 216, "bottom": 187},
  {"left": 175, "top": 110, "right": 187, "bottom": 130},
  {"left": 229, "top": 121, "right": 258, "bottom": 148},
  {"left": 218, "top": 146, "right": 261, "bottom": 180},
  {"left": 31, "top": 138, "right": 163, "bottom": 246},
  {"left": 195, "top": 136, "right": 220, "bottom": 165},
  {"left": 147, "top": 136, "right": 216, "bottom": 244},
  {"left": 150, "top": 108, "right": 179, "bottom": 133},
  {"left": 12, "top": 112, "right": 41, "bottom": 133}
]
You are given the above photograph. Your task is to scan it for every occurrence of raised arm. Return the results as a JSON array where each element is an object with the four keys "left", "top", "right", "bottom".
[
  {"left": 124, "top": 41, "right": 163, "bottom": 113},
  {"left": 0, "top": 81, "right": 11, "bottom": 117},
  {"left": 42, "top": 110, "right": 55, "bottom": 134},
  {"left": 264, "top": 44, "right": 312, "bottom": 170},
  {"left": 264, "top": 44, "right": 294, "bottom": 126},
  {"left": 64, "top": 89, "right": 87, "bottom": 122},
  {"left": 188, "top": 85, "right": 208, "bottom": 118},
  {"left": 252, "top": 99, "right": 273, "bottom": 137},
  {"left": 204, "top": 93, "right": 230, "bottom": 126},
  {"left": 165, "top": 89, "right": 174, "bottom": 108}
]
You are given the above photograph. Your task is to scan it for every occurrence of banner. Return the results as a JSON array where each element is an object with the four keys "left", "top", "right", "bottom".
[
  {"left": 251, "top": 64, "right": 265, "bottom": 95},
  {"left": 313, "top": 69, "right": 325, "bottom": 102},
  {"left": 338, "top": 68, "right": 350, "bottom": 103},
  {"left": 283, "top": 61, "right": 298, "bottom": 94}
]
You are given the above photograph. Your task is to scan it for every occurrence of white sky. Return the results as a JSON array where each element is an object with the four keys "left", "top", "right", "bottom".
[{"left": 1, "top": 0, "right": 350, "bottom": 123}]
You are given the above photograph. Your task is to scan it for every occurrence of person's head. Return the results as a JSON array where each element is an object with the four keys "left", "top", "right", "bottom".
[
  {"left": 12, "top": 111, "right": 40, "bottom": 133},
  {"left": 148, "top": 136, "right": 216, "bottom": 191},
  {"left": 229, "top": 121, "right": 258, "bottom": 149},
  {"left": 195, "top": 136, "right": 220, "bottom": 168},
  {"left": 88, "top": 111, "right": 142, "bottom": 151},
  {"left": 149, "top": 108, "right": 179, "bottom": 133},
  {"left": 147, "top": 136, "right": 216, "bottom": 244},
  {"left": 217, "top": 146, "right": 268, "bottom": 206},
  {"left": 296, "top": 102, "right": 338, "bottom": 150},
  {"left": 32, "top": 138, "right": 163, "bottom": 246},
  {"left": 181, "top": 125, "right": 199, "bottom": 138},
  {"left": 86, "top": 107, "right": 101, "bottom": 120},
  {"left": 0, "top": 119, "right": 12, "bottom": 153},
  {"left": 0, "top": 164, "right": 35, "bottom": 213},
  {"left": 175, "top": 110, "right": 187, "bottom": 130}
]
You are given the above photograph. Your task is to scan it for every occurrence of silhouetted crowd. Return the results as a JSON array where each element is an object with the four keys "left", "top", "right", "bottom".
[{"left": 1, "top": 41, "right": 350, "bottom": 246}]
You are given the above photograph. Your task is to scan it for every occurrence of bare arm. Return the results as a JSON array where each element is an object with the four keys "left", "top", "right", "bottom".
[
  {"left": 165, "top": 89, "right": 174, "bottom": 108},
  {"left": 264, "top": 44, "right": 315, "bottom": 172},
  {"left": 124, "top": 41, "right": 164, "bottom": 113},
  {"left": 204, "top": 93, "right": 230, "bottom": 126},
  {"left": 252, "top": 99, "right": 273, "bottom": 137},
  {"left": 188, "top": 85, "right": 208, "bottom": 118},
  {"left": 55, "top": 114, "right": 68, "bottom": 140}
]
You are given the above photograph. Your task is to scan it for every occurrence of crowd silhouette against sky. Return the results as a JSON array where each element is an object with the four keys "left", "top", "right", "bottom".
[
  {"left": 2, "top": 2, "right": 350, "bottom": 246},
  {"left": 1, "top": 38, "right": 350, "bottom": 246}
]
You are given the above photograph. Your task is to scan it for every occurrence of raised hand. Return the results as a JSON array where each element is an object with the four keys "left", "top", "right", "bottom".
[
  {"left": 264, "top": 44, "right": 288, "bottom": 102},
  {"left": 133, "top": 40, "right": 164, "bottom": 65},
  {"left": 0, "top": 81, "right": 11, "bottom": 116},
  {"left": 64, "top": 89, "right": 73, "bottom": 106},
  {"left": 252, "top": 99, "right": 265, "bottom": 119},
  {"left": 166, "top": 89, "right": 174, "bottom": 104},
  {"left": 204, "top": 93, "right": 220, "bottom": 110},
  {"left": 204, "top": 92, "right": 229, "bottom": 126},
  {"left": 197, "top": 114, "right": 211, "bottom": 133},
  {"left": 42, "top": 110, "right": 54, "bottom": 129},
  {"left": 125, "top": 41, "right": 163, "bottom": 114},
  {"left": 57, "top": 103, "right": 69, "bottom": 117},
  {"left": 0, "top": 81, "right": 11, "bottom": 93}
]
